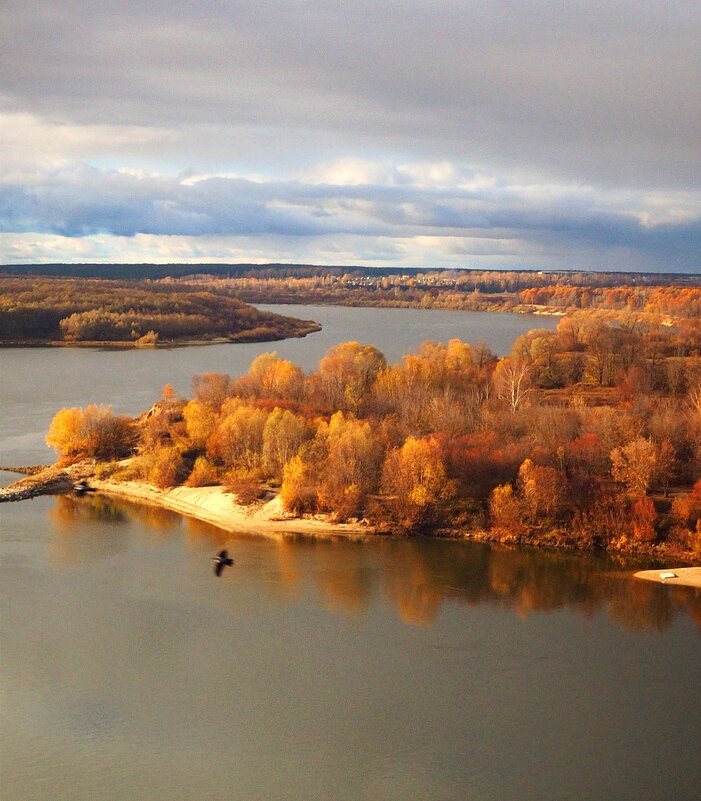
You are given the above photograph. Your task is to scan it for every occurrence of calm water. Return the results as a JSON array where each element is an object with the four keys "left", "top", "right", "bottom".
[{"left": 1, "top": 306, "right": 699, "bottom": 801}]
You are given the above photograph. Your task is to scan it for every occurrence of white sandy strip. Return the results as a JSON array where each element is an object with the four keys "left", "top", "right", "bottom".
[
  {"left": 634, "top": 567, "right": 701, "bottom": 588},
  {"left": 91, "top": 479, "right": 374, "bottom": 539}
]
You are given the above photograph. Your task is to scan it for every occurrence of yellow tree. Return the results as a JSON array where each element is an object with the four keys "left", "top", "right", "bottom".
[
  {"left": 610, "top": 437, "right": 657, "bottom": 496},
  {"left": 280, "top": 454, "right": 317, "bottom": 514},
  {"left": 516, "top": 458, "right": 564, "bottom": 523},
  {"left": 381, "top": 436, "right": 452, "bottom": 528},
  {"left": 373, "top": 339, "right": 485, "bottom": 437},
  {"left": 315, "top": 341, "right": 386, "bottom": 412},
  {"left": 46, "top": 408, "right": 86, "bottom": 462},
  {"left": 234, "top": 352, "right": 304, "bottom": 400},
  {"left": 182, "top": 400, "right": 219, "bottom": 450},
  {"left": 46, "top": 404, "right": 135, "bottom": 464},
  {"left": 262, "top": 407, "right": 309, "bottom": 481},
  {"left": 317, "top": 412, "right": 383, "bottom": 518},
  {"left": 207, "top": 403, "right": 269, "bottom": 470},
  {"left": 489, "top": 484, "right": 525, "bottom": 536}
]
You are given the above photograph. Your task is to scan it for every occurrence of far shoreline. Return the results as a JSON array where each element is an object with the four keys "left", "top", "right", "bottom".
[{"left": 0, "top": 329, "right": 321, "bottom": 350}]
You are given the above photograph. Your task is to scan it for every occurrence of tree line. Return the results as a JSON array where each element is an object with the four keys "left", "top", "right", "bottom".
[
  {"left": 162, "top": 272, "right": 701, "bottom": 321},
  {"left": 46, "top": 316, "right": 701, "bottom": 560}
]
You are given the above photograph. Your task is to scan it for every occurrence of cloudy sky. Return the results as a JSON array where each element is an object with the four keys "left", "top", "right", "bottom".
[{"left": 1, "top": 0, "right": 699, "bottom": 271}]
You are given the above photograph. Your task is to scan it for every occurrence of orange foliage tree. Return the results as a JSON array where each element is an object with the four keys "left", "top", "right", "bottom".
[
  {"left": 314, "top": 341, "right": 386, "bottom": 412},
  {"left": 46, "top": 405, "right": 135, "bottom": 463}
]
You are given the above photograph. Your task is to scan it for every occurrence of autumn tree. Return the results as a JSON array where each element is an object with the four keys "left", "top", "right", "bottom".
[
  {"left": 182, "top": 400, "right": 219, "bottom": 450},
  {"left": 207, "top": 402, "right": 269, "bottom": 470},
  {"left": 516, "top": 459, "right": 565, "bottom": 523},
  {"left": 46, "top": 405, "right": 136, "bottom": 464},
  {"left": 184, "top": 455, "right": 219, "bottom": 487},
  {"left": 511, "top": 329, "right": 563, "bottom": 388},
  {"left": 233, "top": 352, "right": 304, "bottom": 400},
  {"left": 630, "top": 496, "right": 657, "bottom": 543},
  {"left": 314, "top": 341, "right": 386, "bottom": 412},
  {"left": 580, "top": 320, "right": 619, "bottom": 386},
  {"left": 610, "top": 437, "right": 657, "bottom": 496},
  {"left": 317, "top": 412, "right": 383, "bottom": 519},
  {"left": 381, "top": 436, "right": 453, "bottom": 528},
  {"left": 373, "top": 339, "right": 487, "bottom": 436},
  {"left": 137, "top": 443, "right": 187, "bottom": 488},
  {"left": 280, "top": 454, "right": 317, "bottom": 513},
  {"left": 262, "top": 408, "right": 309, "bottom": 481},
  {"left": 492, "top": 358, "right": 534, "bottom": 412},
  {"left": 192, "top": 373, "right": 232, "bottom": 410},
  {"left": 489, "top": 483, "right": 525, "bottom": 536}
]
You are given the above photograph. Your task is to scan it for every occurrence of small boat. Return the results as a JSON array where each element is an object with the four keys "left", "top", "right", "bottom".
[
  {"left": 659, "top": 571, "right": 677, "bottom": 580},
  {"left": 73, "top": 480, "right": 95, "bottom": 495}
]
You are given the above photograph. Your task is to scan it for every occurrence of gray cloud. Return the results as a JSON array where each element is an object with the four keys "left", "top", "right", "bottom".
[
  {"left": 1, "top": 1, "right": 699, "bottom": 188},
  {"left": 1, "top": 164, "right": 699, "bottom": 270},
  {"left": 1, "top": 1, "right": 699, "bottom": 269}
]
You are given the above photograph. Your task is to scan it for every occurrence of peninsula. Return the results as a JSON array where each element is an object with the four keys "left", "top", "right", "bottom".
[
  {"left": 4, "top": 319, "right": 701, "bottom": 565},
  {"left": 0, "top": 275, "right": 320, "bottom": 346}
]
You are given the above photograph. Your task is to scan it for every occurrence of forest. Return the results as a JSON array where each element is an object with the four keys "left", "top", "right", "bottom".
[
  {"left": 0, "top": 276, "right": 319, "bottom": 344},
  {"left": 4, "top": 267, "right": 701, "bottom": 347},
  {"left": 4, "top": 262, "right": 700, "bottom": 289},
  {"left": 183, "top": 271, "right": 701, "bottom": 323},
  {"left": 45, "top": 312, "right": 701, "bottom": 561}
]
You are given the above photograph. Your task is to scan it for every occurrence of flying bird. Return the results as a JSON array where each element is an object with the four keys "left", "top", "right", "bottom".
[{"left": 212, "top": 549, "right": 234, "bottom": 577}]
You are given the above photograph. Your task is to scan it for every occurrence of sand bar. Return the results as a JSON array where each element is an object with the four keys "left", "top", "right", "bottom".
[
  {"left": 634, "top": 567, "right": 701, "bottom": 588},
  {"left": 92, "top": 478, "right": 375, "bottom": 539}
]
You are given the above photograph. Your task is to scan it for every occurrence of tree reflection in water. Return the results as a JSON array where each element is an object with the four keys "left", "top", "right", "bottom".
[
  {"left": 48, "top": 495, "right": 129, "bottom": 566},
  {"left": 57, "top": 494, "right": 701, "bottom": 631}
]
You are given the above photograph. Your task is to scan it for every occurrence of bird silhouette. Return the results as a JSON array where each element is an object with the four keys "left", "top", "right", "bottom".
[{"left": 212, "top": 548, "right": 234, "bottom": 577}]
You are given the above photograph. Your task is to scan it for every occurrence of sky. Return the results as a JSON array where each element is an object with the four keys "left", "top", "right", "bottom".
[{"left": 1, "top": 0, "right": 700, "bottom": 272}]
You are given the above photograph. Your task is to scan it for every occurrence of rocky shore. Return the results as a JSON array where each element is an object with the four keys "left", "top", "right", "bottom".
[{"left": 0, "top": 463, "right": 95, "bottom": 503}]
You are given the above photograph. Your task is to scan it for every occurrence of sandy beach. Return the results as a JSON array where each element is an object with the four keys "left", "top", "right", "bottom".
[
  {"left": 634, "top": 567, "right": 701, "bottom": 589},
  {"left": 92, "top": 478, "right": 375, "bottom": 539}
]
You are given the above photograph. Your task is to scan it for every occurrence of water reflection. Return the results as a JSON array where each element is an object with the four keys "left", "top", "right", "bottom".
[
  {"left": 60, "top": 494, "right": 701, "bottom": 632},
  {"left": 51, "top": 495, "right": 129, "bottom": 527},
  {"left": 48, "top": 496, "right": 130, "bottom": 566}
]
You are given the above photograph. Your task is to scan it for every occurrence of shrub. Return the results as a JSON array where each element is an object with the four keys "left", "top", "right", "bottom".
[{"left": 184, "top": 456, "right": 220, "bottom": 487}]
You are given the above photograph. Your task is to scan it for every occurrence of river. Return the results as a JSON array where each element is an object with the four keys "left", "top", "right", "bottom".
[{"left": 0, "top": 305, "right": 699, "bottom": 801}]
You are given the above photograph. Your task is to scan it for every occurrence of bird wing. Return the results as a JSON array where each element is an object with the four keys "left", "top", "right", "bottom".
[
  {"left": 218, "top": 549, "right": 228, "bottom": 559},
  {"left": 215, "top": 561, "right": 224, "bottom": 577}
]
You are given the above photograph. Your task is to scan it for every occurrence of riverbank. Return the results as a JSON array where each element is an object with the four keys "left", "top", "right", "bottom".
[
  {"left": 4, "top": 463, "right": 699, "bottom": 565},
  {"left": 92, "top": 478, "right": 375, "bottom": 539},
  {"left": 634, "top": 568, "right": 701, "bottom": 589}
]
